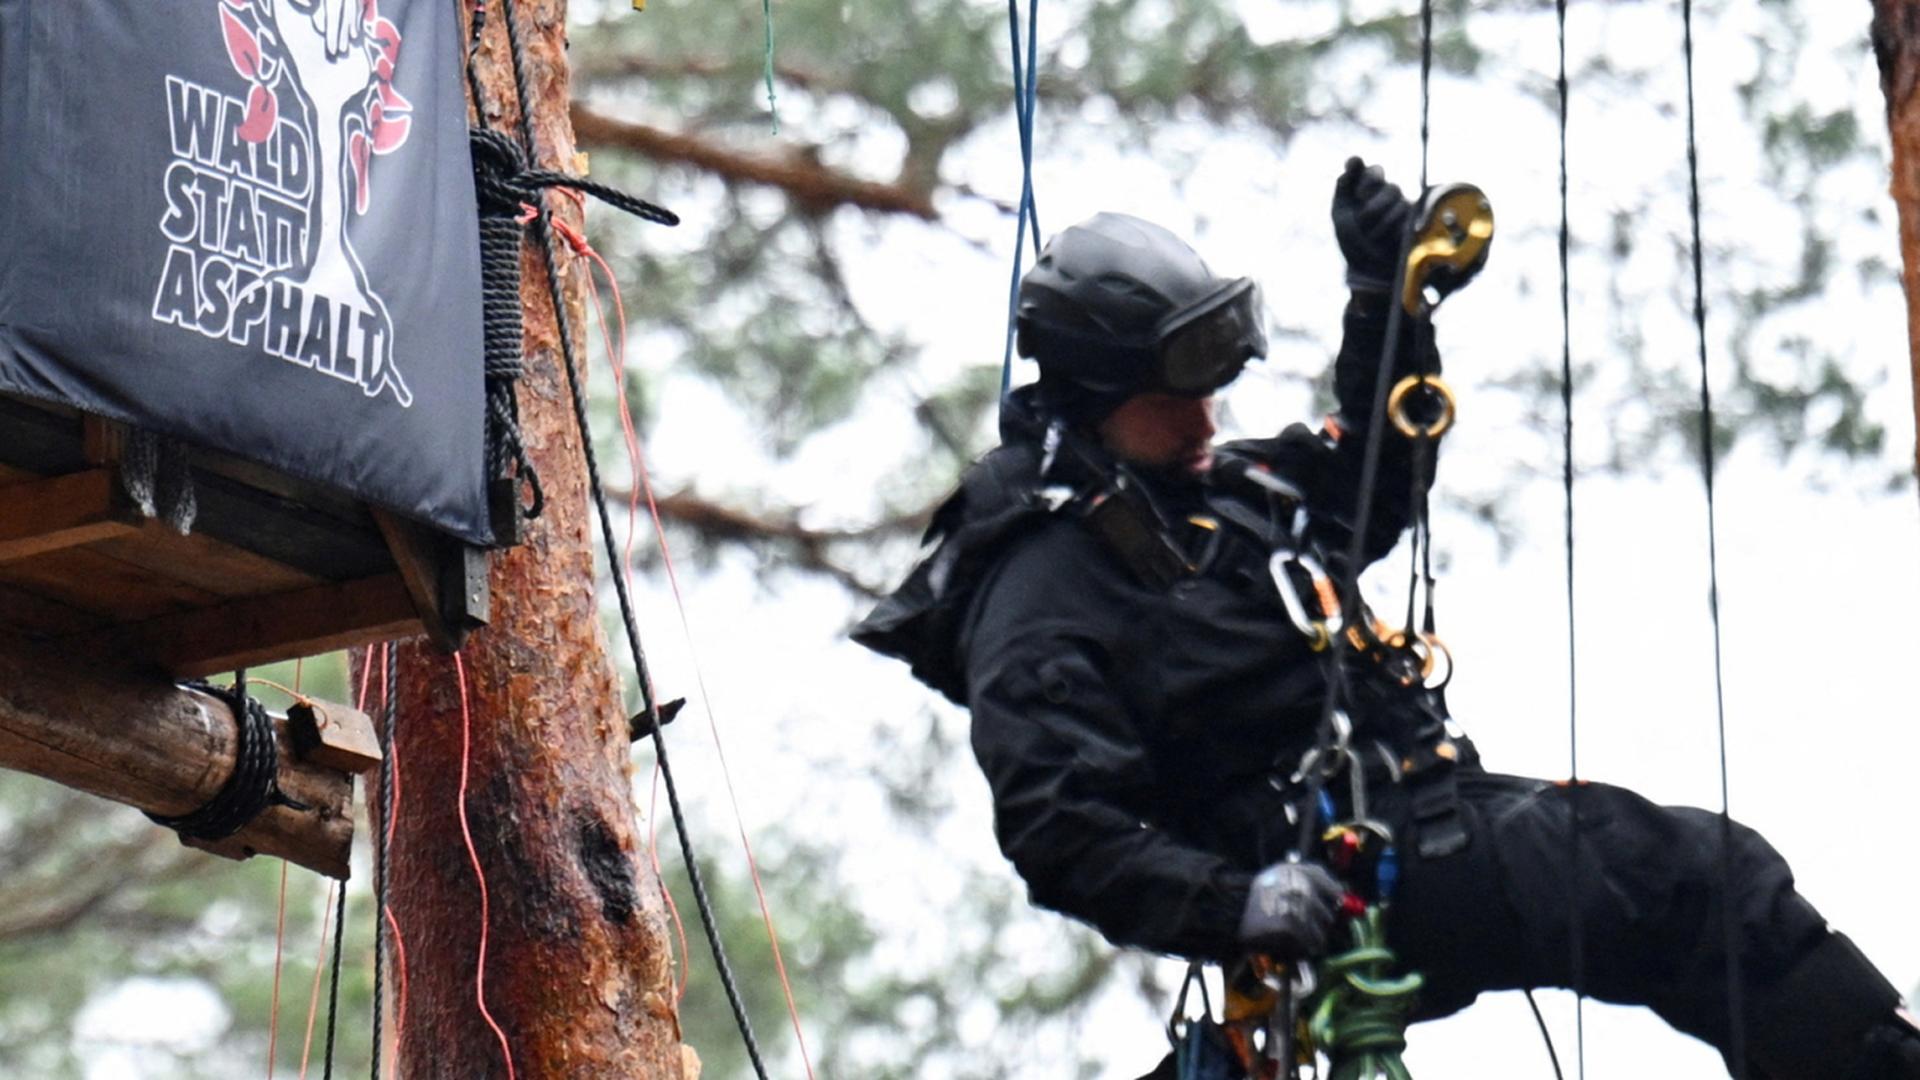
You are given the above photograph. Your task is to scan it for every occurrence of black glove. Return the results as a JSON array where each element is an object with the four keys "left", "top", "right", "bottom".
[
  {"left": 1237, "top": 861, "right": 1345, "bottom": 960},
  {"left": 1331, "top": 156, "right": 1413, "bottom": 293}
]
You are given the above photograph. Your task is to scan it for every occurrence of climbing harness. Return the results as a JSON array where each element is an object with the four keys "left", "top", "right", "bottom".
[{"left": 1212, "top": 12, "right": 1494, "bottom": 1068}]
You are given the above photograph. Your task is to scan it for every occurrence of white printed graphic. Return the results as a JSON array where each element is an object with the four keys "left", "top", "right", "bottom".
[{"left": 152, "top": 0, "right": 416, "bottom": 407}]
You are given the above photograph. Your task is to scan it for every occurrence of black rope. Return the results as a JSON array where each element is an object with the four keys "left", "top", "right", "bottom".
[
  {"left": 1306, "top": 0, "right": 1440, "bottom": 858},
  {"left": 1419, "top": 0, "right": 1433, "bottom": 194},
  {"left": 1555, "top": 3, "right": 1588, "bottom": 1077},
  {"left": 1681, "top": 3, "right": 1745, "bottom": 1077},
  {"left": 1524, "top": 990, "right": 1569, "bottom": 1080},
  {"left": 470, "top": 124, "right": 679, "bottom": 542},
  {"left": 147, "top": 672, "right": 292, "bottom": 840},
  {"left": 321, "top": 874, "right": 349, "bottom": 1079},
  {"left": 370, "top": 647, "right": 397, "bottom": 1080},
  {"left": 485, "top": 4, "right": 771, "bottom": 1077}
]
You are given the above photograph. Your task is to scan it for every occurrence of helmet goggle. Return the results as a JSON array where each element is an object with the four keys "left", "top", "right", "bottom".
[{"left": 1152, "top": 278, "right": 1268, "bottom": 395}]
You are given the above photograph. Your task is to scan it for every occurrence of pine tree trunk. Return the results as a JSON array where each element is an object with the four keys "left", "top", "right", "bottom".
[
  {"left": 1872, "top": 0, "right": 1920, "bottom": 490},
  {"left": 356, "top": 2, "right": 689, "bottom": 1076}
]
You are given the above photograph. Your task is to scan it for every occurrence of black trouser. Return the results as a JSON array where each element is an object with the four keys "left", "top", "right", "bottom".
[{"left": 1379, "top": 766, "right": 1899, "bottom": 1076}]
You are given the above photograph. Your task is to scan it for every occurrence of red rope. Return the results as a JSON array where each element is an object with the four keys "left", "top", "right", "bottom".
[
  {"left": 648, "top": 761, "right": 692, "bottom": 1001},
  {"left": 562, "top": 214, "right": 815, "bottom": 1077},
  {"left": 382, "top": 905, "right": 411, "bottom": 1065},
  {"left": 297, "top": 879, "right": 338, "bottom": 1078},
  {"left": 565, "top": 217, "right": 694, "bottom": 999},
  {"left": 453, "top": 651, "right": 517, "bottom": 1080}
]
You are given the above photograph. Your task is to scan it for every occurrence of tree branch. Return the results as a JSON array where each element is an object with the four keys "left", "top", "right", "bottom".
[
  {"left": 570, "top": 104, "right": 939, "bottom": 220},
  {"left": 603, "top": 487, "right": 937, "bottom": 598}
]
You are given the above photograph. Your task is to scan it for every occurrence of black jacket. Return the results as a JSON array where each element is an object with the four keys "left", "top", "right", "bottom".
[{"left": 855, "top": 294, "right": 1438, "bottom": 960}]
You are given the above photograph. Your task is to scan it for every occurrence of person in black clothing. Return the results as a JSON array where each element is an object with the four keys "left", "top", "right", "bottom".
[{"left": 853, "top": 159, "right": 1920, "bottom": 1079}]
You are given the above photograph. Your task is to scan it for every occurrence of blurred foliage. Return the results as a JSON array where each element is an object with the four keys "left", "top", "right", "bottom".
[{"left": 5, "top": 2, "right": 1910, "bottom": 1078}]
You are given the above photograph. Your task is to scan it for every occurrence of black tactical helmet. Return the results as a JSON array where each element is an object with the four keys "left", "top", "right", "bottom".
[{"left": 1016, "top": 212, "right": 1267, "bottom": 422}]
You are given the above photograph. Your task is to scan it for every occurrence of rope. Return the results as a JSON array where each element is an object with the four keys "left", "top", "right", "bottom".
[
  {"left": 320, "top": 813, "right": 348, "bottom": 1077},
  {"left": 1418, "top": 0, "right": 1432, "bottom": 194},
  {"left": 569, "top": 231, "right": 817, "bottom": 1077},
  {"left": 1308, "top": 0, "right": 1438, "bottom": 858},
  {"left": 147, "top": 675, "right": 291, "bottom": 840},
  {"left": 1680, "top": 3, "right": 1746, "bottom": 1076},
  {"left": 1555, "top": 2, "right": 1588, "bottom": 1076},
  {"left": 1308, "top": 906, "right": 1421, "bottom": 1080},
  {"left": 370, "top": 643, "right": 394, "bottom": 1080},
  {"left": 452, "top": 651, "right": 517, "bottom": 1080},
  {"left": 1000, "top": 0, "right": 1043, "bottom": 397},
  {"left": 297, "top": 880, "right": 335, "bottom": 1078},
  {"left": 488, "top": 4, "right": 772, "bottom": 1075},
  {"left": 1523, "top": 990, "right": 1569, "bottom": 1080}
]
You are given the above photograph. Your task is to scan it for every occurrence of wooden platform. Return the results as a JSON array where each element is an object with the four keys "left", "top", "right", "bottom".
[{"left": 0, "top": 392, "right": 487, "bottom": 676}]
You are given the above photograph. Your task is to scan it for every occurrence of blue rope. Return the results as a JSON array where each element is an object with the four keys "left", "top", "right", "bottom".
[
  {"left": 761, "top": 0, "right": 780, "bottom": 134},
  {"left": 1000, "top": 0, "right": 1043, "bottom": 398}
]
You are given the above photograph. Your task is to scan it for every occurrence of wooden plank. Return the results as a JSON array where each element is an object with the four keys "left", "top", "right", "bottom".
[
  {"left": 74, "top": 572, "right": 424, "bottom": 677},
  {"left": 190, "top": 470, "right": 395, "bottom": 582},
  {"left": 190, "top": 448, "right": 380, "bottom": 531},
  {"left": 0, "top": 548, "right": 222, "bottom": 620},
  {"left": 371, "top": 509, "right": 487, "bottom": 652},
  {"left": 0, "top": 469, "right": 142, "bottom": 562},
  {"left": 0, "top": 583, "right": 108, "bottom": 636},
  {"left": 88, "top": 523, "right": 321, "bottom": 598},
  {"left": 0, "top": 635, "right": 357, "bottom": 878},
  {"left": 0, "top": 463, "right": 38, "bottom": 486},
  {"left": 287, "top": 701, "right": 382, "bottom": 774}
]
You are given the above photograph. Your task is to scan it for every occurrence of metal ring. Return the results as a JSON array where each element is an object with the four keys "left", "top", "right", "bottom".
[
  {"left": 1419, "top": 632, "right": 1455, "bottom": 690},
  {"left": 1387, "top": 374, "right": 1456, "bottom": 439}
]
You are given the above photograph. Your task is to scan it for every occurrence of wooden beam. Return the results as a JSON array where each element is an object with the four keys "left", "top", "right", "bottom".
[
  {"left": 0, "top": 469, "right": 141, "bottom": 562},
  {"left": 371, "top": 509, "right": 487, "bottom": 652},
  {"left": 0, "top": 583, "right": 107, "bottom": 636},
  {"left": 76, "top": 572, "right": 423, "bottom": 677},
  {"left": 0, "top": 635, "right": 358, "bottom": 878}
]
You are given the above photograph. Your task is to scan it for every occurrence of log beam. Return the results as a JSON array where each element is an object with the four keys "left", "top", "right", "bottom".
[{"left": 0, "top": 635, "right": 366, "bottom": 878}]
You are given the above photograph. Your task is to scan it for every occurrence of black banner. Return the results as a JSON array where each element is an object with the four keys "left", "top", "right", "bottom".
[{"left": 0, "top": 0, "right": 490, "bottom": 544}]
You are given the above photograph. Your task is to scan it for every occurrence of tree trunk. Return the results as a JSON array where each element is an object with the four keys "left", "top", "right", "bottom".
[
  {"left": 356, "top": 1, "right": 688, "bottom": 1075},
  {"left": 1871, "top": 0, "right": 1920, "bottom": 490}
]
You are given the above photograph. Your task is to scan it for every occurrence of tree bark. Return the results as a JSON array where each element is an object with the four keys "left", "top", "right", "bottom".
[
  {"left": 1871, "top": 0, "right": 1920, "bottom": 490},
  {"left": 361, "top": 2, "right": 688, "bottom": 1076}
]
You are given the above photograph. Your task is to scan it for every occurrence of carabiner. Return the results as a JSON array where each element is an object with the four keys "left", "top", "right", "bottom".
[
  {"left": 1387, "top": 374, "right": 1456, "bottom": 439},
  {"left": 1270, "top": 550, "right": 1344, "bottom": 650}
]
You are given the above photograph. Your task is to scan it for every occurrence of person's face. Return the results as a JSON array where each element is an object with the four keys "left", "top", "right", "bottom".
[{"left": 1096, "top": 392, "right": 1217, "bottom": 476}]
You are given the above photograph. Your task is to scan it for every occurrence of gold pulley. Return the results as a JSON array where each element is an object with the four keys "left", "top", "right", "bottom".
[{"left": 1400, "top": 183, "right": 1495, "bottom": 317}]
